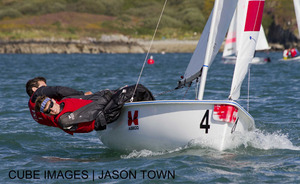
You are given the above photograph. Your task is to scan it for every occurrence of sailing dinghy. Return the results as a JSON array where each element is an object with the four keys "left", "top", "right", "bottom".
[
  {"left": 223, "top": 0, "right": 270, "bottom": 64},
  {"left": 280, "top": 0, "right": 300, "bottom": 61},
  {"left": 97, "top": 0, "right": 265, "bottom": 151}
]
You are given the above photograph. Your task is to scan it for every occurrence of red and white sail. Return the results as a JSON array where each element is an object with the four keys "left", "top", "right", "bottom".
[
  {"left": 223, "top": 0, "right": 269, "bottom": 58},
  {"left": 229, "top": 0, "right": 265, "bottom": 100}
]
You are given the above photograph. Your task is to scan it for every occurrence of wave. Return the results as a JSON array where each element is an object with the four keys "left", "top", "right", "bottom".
[{"left": 229, "top": 129, "right": 300, "bottom": 150}]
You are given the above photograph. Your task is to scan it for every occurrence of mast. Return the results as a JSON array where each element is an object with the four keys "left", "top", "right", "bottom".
[{"left": 197, "top": 0, "right": 221, "bottom": 100}]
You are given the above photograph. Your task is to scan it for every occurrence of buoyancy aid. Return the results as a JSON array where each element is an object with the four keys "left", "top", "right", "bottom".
[
  {"left": 54, "top": 98, "right": 95, "bottom": 133},
  {"left": 28, "top": 95, "right": 56, "bottom": 127},
  {"left": 29, "top": 95, "right": 74, "bottom": 135},
  {"left": 291, "top": 48, "right": 299, "bottom": 58}
]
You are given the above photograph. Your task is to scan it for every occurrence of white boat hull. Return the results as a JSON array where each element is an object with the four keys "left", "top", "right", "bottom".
[
  {"left": 97, "top": 100, "right": 255, "bottom": 151},
  {"left": 223, "top": 56, "right": 270, "bottom": 64},
  {"left": 279, "top": 55, "right": 300, "bottom": 61}
]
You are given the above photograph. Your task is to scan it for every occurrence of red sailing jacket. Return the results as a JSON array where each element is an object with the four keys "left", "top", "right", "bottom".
[
  {"left": 28, "top": 95, "right": 57, "bottom": 127},
  {"left": 54, "top": 98, "right": 95, "bottom": 134},
  {"left": 28, "top": 85, "right": 85, "bottom": 127},
  {"left": 291, "top": 48, "right": 298, "bottom": 58},
  {"left": 28, "top": 96, "right": 73, "bottom": 134},
  {"left": 29, "top": 96, "right": 95, "bottom": 134}
]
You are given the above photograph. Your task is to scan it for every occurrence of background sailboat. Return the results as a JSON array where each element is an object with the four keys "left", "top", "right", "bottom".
[
  {"left": 222, "top": 0, "right": 270, "bottom": 64},
  {"left": 280, "top": 0, "right": 300, "bottom": 61},
  {"left": 97, "top": 0, "right": 265, "bottom": 152}
]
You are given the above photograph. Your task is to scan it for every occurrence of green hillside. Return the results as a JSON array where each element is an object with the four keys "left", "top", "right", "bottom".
[{"left": 0, "top": 0, "right": 297, "bottom": 41}]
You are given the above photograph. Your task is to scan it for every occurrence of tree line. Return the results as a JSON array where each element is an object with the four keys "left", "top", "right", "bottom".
[{"left": 0, "top": 0, "right": 298, "bottom": 42}]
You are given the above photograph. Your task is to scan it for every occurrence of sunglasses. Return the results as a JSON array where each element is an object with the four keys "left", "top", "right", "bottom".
[{"left": 44, "top": 100, "right": 54, "bottom": 114}]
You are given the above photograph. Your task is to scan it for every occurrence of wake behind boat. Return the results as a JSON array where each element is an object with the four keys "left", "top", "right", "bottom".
[{"left": 97, "top": 0, "right": 265, "bottom": 152}]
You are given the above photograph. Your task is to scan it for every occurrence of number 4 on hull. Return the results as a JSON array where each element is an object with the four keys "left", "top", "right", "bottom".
[{"left": 200, "top": 110, "right": 210, "bottom": 134}]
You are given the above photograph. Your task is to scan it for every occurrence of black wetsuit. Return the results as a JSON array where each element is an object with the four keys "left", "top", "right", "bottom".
[{"left": 31, "top": 86, "right": 84, "bottom": 103}]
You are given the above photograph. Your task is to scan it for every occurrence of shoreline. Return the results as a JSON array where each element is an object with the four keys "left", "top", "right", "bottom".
[
  {"left": 0, "top": 39, "right": 200, "bottom": 54},
  {"left": 0, "top": 37, "right": 285, "bottom": 54}
]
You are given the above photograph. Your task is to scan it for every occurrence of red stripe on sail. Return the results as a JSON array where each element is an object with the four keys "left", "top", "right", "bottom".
[
  {"left": 244, "top": 1, "right": 265, "bottom": 32},
  {"left": 226, "top": 37, "right": 236, "bottom": 44}
]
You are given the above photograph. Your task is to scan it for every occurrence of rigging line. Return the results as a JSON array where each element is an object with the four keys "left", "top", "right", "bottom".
[
  {"left": 130, "top": 0, "right": 168, "bottom": 102},
  {"left": 195, "top": 80, "right": 200, "bottom": 99},
  {"left": 247, "top": 67, "right": 250, "bottom": 112},
  {"left": 183, "top": 85, "right": 191, "bottom": 100},
  {"left": 154, "top": 88, "right": 177, "bottom": 97}
]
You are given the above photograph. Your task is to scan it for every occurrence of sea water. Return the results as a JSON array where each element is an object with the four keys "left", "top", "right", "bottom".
[{"left": 0, "top": 52, "right": 299, "bottom": 183}]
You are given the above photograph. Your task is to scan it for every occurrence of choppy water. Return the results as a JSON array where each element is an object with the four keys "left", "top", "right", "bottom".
[{"left": 0, "top": 52, "right": 299, "bottom": 183}]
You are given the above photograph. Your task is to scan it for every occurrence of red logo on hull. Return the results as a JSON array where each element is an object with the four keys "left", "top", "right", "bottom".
[
  {"left": 213, "top": 104, "right": 238, "bottom": 123},
  {"left": 128, "top": 111, "right": 138, "bottom": 126}
]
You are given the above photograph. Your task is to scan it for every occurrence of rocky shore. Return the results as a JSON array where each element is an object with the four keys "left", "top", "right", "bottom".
[{"left": 0, "top": 34, "right": 286, "bottom": 54}]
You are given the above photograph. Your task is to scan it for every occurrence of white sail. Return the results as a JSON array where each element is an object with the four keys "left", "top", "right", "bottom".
[
  {"left": 236, "top": 0, "right": 248, "bottom": 54},
  {"left": 178, "top": 0, "right": 238, "bottom": 89},
  {"left": 293, "top": 0, "right": 300, "bottom": 37},
  {"left": 229, "top": 0, "right": 265, "bottom": 100},
  {"left": 256, "top": 25, "right": 271, "bottom": 50}
]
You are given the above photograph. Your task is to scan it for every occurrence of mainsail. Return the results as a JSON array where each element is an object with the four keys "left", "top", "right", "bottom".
[
  {"left": 178, "top": 0, "right": 238, "bottom": 92},
  {"left": 229, "top": 0, "right": 265, "bottom": 100}
]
